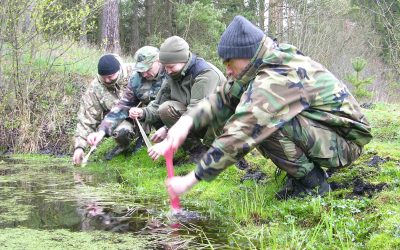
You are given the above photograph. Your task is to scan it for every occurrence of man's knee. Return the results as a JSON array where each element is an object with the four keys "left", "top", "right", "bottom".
[{"left": 158, "top": 100, "right": 187, "bottom": 127}]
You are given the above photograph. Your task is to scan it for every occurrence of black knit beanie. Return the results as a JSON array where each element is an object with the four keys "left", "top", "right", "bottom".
[
  {"left": 98, "top": 54, "right": 121, "bottom": 76},
  {"left": 159, "top": 36, "right": 190, "bottom": 64},
  {"left": 218, "top": 15, "right": 265, "bottom": 61}
]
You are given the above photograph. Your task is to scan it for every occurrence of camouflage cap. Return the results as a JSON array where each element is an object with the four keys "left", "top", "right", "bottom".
[{"left": 133, "top": 46, "right": 159, "bottom": 72}]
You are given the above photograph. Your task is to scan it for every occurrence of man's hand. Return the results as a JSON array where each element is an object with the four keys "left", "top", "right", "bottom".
[
  {"left": 148, "top": 115, "right": 193, "bottom": 160},
  {"left": 87, "top": 131, "right": 105, "bottom": 147},
  {"left": 166, "top": 171, "right": 199, "bottom": 197},
  {"left": 129, "top": 107, "right": 143, "bottom": 120},
  {"left": 150, "top": 126, "right": 168, "bottom": 143},
  {"left": 167, "top": 105, "right": 181, "bottom": 120},
  {"left": 72, "top": 148, "right": 84, "bottom": 165}
]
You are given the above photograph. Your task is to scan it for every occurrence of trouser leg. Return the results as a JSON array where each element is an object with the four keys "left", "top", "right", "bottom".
[
  {"left": 158, "top": 100, "right": 202, "bottom": 151},
  {"left": 258, "top": 114, "right": 362, "bottom": 178}
]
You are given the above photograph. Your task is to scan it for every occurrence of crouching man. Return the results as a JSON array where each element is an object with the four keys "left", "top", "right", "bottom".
[
  {"left": 73, "top": 54, "right": 135, "bottom": 165},
  {"left": 148, "top": 16, "right": 372, "bottom": 200}
]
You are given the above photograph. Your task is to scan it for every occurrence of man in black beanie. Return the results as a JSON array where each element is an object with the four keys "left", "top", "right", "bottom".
[
  {"left": 73, "top": 54, "right": 136, "bottom": 165},
  {"left": 149, "top": 15, "right": 372, "bottom": 201},
  {"left": 85, "top": 46, "right": 168, "bottom": 156}
]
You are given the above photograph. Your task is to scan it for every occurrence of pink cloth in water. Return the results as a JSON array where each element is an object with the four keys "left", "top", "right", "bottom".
[{"left": 165, "top": 149, "right": 181, "bottom": 212}]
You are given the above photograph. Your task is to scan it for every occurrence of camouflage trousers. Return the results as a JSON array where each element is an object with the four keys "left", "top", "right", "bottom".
[
  {"left": 158, "top": 100, "right": 219, "bottom": 149},
  {"left": 257, "top": 114, "right": 362, "bottom": 178},
  {"left": 112, "top": 120, "right": 135, "bottom": 149}
]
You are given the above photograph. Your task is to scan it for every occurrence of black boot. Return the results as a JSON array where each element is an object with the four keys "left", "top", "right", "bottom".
[
  {"left": 105, "top": 146, "right": 126, "bottom": 160},
  {"left": 275, "top": 167, "right": 331, "bottom": 200},
  {"left": 131, "top": 136, "right": 144, "bottom": 154},
  {"left": 275, "top": 175, "right": 298, "bottom": 200},
  {"left": 298, "top": 166, "right": 331, "bottom": 196}
]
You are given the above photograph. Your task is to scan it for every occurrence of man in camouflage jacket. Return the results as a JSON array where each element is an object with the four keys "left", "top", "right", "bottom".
[
  {"left": 73, "top": 54, "right": 135, "bottom": 165},
  {"left": 86, "top": 46, "right": 167, "bottom": 155},
  {"left": 130, "top": 36, "right": 226, "bottom": 151},
  {"left": 149, "top": 16, "right": 372, "bottom": 200}
]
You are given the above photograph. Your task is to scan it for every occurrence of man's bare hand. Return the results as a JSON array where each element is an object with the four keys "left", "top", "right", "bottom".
[
  {"left": 72, "top": 148, "right": 84, "bottom": 165},
  {"left": 129, "top": 107, "right": 144, "bottom": 120},
  {"left": 147, "top": 115, "right": 194, "bottom": 160},
  {"left": 166, "top": 171, "right": 199, "bottom": 197},
  {"left": 167, "top": 105, "right": 181, "bottom": 120},
  {"left": 150, "top": 126, "right": 168, "bottom": 143},
  {"left": 87, "top": 131, "right": 105, "bottom": 147}
]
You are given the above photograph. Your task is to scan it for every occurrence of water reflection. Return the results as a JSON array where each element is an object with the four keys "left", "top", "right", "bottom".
[{"left": 0, "top": 156, "right": 231, "bottom": 249}]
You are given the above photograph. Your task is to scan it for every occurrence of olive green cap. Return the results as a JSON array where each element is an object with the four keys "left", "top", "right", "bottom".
[{"left": 133, "top": 46, "right": 159, "bottom": 72}]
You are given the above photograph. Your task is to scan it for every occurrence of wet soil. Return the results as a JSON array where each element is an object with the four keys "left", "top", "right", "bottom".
[
  {"left": 330, "top": 177, "right": 388, "bottom": 198},
  {"left": 360, "top": 102, "right": 375, "bottom": 109},
  {"left": 329, "top": 155, "right": 389, "bottom": 198},
  {"left": 236, "top": 159, "right": 268, "bottom": 183},
  {"left": 240, "top": 169, "right": 268, "bottom": 183}
]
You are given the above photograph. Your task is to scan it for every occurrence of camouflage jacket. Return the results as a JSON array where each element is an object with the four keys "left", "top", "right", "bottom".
[
  {"left": 98, "top": 68, "right": 168, "bottom": 136},
  {"left": 136, "top": 53, "right": 226, "bottom": 125},
  {"left": 74, "top": 56, "right": 135, "bottom": 150},
  {"left": 185, "top": 36, "right": 373, "bottom": 181}
]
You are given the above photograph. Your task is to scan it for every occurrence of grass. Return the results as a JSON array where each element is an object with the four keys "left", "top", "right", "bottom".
[{"left": 82, "top": 102, "right": 400, "bottom": 249}]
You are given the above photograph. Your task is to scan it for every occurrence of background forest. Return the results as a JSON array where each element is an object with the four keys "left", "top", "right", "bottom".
[{"left": 0, "top": 0, "right": 399, "bottom": 154}]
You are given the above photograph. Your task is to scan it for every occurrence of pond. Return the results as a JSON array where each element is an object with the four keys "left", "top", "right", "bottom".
[{"left": 0, "top": 156, "right": 235, "bottom": 249}]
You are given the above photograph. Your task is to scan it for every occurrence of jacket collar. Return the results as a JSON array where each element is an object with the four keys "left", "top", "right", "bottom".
[{"left": 235, "top": 36, "right": 276, "bottom": 87}]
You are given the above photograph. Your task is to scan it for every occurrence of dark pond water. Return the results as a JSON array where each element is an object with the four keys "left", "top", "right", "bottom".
[{"left": 0, "top": 156, "right": 235, "bottom": 249}]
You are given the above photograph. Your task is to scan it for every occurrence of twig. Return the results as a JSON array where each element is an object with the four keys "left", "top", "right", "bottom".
[{"left": 81, "top": 146, "right": 96, "bottom": 167}]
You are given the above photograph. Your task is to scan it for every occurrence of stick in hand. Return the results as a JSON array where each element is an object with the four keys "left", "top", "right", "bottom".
[{"left": 81, "top": 146, "right": 96, "bottom": 167}]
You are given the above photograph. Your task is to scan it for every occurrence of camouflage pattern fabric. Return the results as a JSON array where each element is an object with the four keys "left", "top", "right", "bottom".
[
  {"left": 98, "top": 68, "right": 167, "bottom": 136},
  {"left": 185, "top": 36, "right": 372, "bottom": 181},
  {"left": 74, "top": 55, "right": 135, "bottom": 150}
]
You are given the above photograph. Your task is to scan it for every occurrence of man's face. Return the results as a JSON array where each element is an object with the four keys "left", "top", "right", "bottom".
[
  {"left": 163, "top": 63, "right": 185, "bottom": 76},
  {"left": 101, "top": 71, "right": 119, "bottom": 85},
  {"left": 224, "top": 58, "right": 251, "bottom": 79},
  {"left": 141, "top": 61, "right": 160, "bottom": 80}
]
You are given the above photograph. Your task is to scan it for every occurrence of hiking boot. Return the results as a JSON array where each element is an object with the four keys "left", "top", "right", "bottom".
[
  {"left": 298, "top": 166, "right": 331, "bottom": 196},
  {"left": 105, "top": 146, "right": 126, "bottom": 160},
  {"left": 131, "top": 136, "right": 144, "bottom": 154},
  {"left": 275, "top": 167, "right": 331, "bottom": 200},
  {"left": 275, "top": 175, "right": 297, "bottom": 200}
]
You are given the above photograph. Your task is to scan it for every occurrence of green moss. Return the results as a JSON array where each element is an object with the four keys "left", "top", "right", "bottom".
[{"left": 0, "top": 228, "right": 149, "bottom": 249}]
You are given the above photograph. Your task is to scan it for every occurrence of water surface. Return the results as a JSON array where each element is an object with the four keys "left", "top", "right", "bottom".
[{"left": 0, "top": 156, "right": 234, "bottom": 249}]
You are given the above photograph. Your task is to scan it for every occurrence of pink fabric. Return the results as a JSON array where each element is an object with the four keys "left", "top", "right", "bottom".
[{"left": 165, "top": 149, "right": 181, "bottom": 212}]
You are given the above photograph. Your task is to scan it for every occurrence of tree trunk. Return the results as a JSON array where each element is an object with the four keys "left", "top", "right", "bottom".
[
  {"left": 80, "top": 0, "right": 87, "bottom": 44},
  {"left": 269, "top": 0, "right": 283, "bottom": 37},
  {"left": 23, "top": 1, "right": 36, "bottom": 34},
  {"left": 144, "top": 0, "right": 154, "bottom": 43},
  {"left": 101, "top": 0, "right": 121, "bottom": 54},
  {"left": 131, "top": 0, "right": 140, "bottom": 54},
  {"left": 165, "top": 0, "right": 174, "bottom": 36},
  {"left": 258, "top": 0, "right": 265, "bottom": 31}
]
